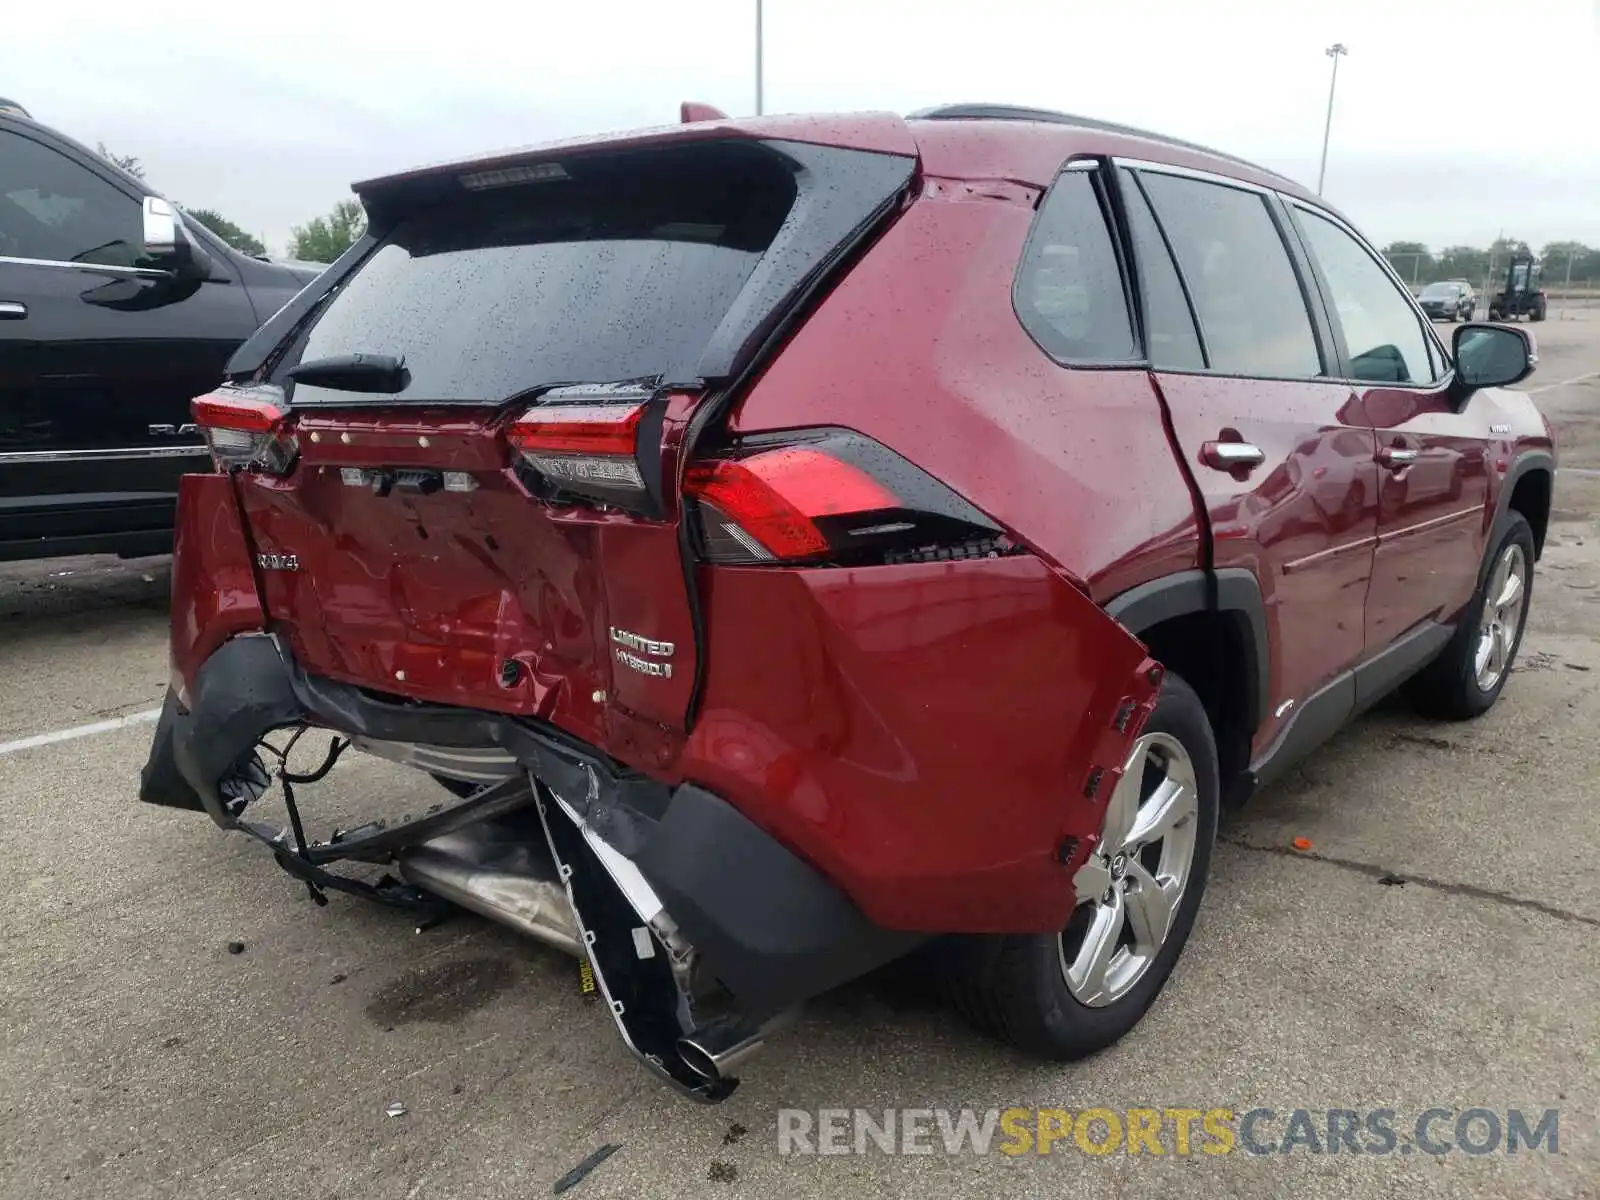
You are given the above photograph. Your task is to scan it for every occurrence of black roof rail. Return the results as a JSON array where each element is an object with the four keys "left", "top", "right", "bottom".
[{"left": 907, "top": 103, "right": 1286, "bottom": 183}]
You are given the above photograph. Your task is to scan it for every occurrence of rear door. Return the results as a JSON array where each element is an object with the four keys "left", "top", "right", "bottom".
[
  {"left": 1287, "top": 202, "right": 1490, "bottom": 646},
  {"left": 1114, "top": 162, "right": 1380, "bottom": 756},
  {"left": 0, "top": 123, "right": 249, "bottom": 549},
  {"left": 225, "top": 134, "right": 916, "bottom": 759}
]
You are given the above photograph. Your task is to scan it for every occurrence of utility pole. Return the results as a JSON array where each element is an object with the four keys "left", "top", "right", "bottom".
[
  {"left": 755, "top": 0, "right": 764, "bottom": 116},
  {"left": 1317, "top": 43, "right": 1348, "bottom": 195}
]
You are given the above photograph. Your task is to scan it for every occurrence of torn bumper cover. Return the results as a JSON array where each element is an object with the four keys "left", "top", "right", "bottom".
[{"left": 139, "top": 633, "right": 925, "bottom": 1096}]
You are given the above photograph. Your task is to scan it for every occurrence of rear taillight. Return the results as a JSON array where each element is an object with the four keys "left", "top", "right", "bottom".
[
  {"left": 193, "top": 385, "right": 298, "bottom": 475},
  {"left": 684, "top": 430, "right": 1013, "bottom": 566},
  {"left": 506, "top": 389, "right": 652, "bottom": 509}
]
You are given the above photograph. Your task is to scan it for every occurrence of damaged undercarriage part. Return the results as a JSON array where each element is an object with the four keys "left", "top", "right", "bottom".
[{"left": 228, "top": 729, "right": 782, "bottom": 1101}]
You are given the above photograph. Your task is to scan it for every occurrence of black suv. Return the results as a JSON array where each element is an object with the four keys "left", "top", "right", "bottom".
[{"left": 0, "top": 109, "right": 321, "bottom": 562}]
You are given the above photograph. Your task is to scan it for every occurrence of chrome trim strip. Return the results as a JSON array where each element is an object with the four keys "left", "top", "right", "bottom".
[
  {"left": 1376, "top": 506, "right": 1482, "bottom": 544},
  {"left": 0, "top": 254, "right": 171, "bottom": 280},
  {"left": 1110, "top": 156, "right": 1276, "bottom": 197},
  {"left": 0, "top": 445, "right": 208, "bottom": 464},
  {"left": 1282, "top": 535, "right": 1380, "bottom": 574}
]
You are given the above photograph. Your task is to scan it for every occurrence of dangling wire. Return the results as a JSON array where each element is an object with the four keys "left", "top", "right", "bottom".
[{"left": 265, "top": 729, "right": 349, "bottom": 908}]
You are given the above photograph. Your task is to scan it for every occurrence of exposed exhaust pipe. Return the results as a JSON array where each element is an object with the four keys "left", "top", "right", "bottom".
[
  {"left": 397, "top": 810, "right": 582, "bottom": 957},
  {"left": 677, "top": 1011, "right": 796, "bottom": 1083}
]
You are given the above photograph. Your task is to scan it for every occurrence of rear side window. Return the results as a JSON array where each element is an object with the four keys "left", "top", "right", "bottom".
[
  {"left": 1138, "top": 172, "right": 1322, "bottom": 379},
  {"left": 1014, "top": 168, "right": 1138, "bottom": 363},
  {"left": 285, "top": 143, "right": 798, "bottom": 405},
  {"left": 1294, "top": 207, "right": 1440, "bottom": 386},
  {"left": 1117, "top": 169, "right": 1205, "bottom": 370}
]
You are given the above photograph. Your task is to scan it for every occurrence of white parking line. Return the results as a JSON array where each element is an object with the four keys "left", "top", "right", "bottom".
[
  {"left": 0, "top": 708, "right": 162, "bottom": 757},
  {"left": 1531, "top": 370, "right": 1600, "bottom": 395}
]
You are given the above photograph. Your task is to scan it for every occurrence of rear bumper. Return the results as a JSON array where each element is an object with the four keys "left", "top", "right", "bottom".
[{"left": 139, "top": 632, "right": 924, "bottom": 1018}]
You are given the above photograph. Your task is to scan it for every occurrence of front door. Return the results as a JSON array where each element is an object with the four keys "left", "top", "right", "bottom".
[
  {"left": 0, "top": 125, "right": 251, "bottom": 552},
  {"left": 1287, "top": 203, "right": 1491, "bottom": 648},
  {"left": 1115, "top": 165, "right": 1380, "bottom": 756}
]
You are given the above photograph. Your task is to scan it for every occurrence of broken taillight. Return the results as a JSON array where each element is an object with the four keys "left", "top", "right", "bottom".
[
  {"left": 505, "top": 390, "right": 650, "bottom": 508},
  {"left": 684, "top": 429, "right": 1013, "bottom": 566},
  {"left": 192, "top": 384, "right": 298, "bottom": 475}
]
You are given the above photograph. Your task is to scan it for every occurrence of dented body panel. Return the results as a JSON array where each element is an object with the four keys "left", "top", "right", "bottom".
[{"left": 682, "top": 558, "right": 1158, "bottom": 932}]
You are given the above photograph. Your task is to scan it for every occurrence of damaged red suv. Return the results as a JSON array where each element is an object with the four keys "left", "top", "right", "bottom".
[{"left": 140, "top": 103, "right": 1555, "bottom": 1100}]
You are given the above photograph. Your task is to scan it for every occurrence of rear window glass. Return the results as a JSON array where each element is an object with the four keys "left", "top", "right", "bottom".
[
  {"left": 1138, "top": 172, "right": 1323, "bottom": 380},
  {"left": 285, "top": 144, "right": 797, "bottom": 404}
]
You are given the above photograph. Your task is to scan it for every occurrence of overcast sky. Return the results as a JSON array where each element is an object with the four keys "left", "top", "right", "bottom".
[{"left": 8, "top": 0, "right": 1599, "bottom": 257}]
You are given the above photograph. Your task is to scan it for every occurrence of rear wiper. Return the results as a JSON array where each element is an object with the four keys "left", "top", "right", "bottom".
[{"left": 287, "top": 353, "right": 409, "bottom": 393}]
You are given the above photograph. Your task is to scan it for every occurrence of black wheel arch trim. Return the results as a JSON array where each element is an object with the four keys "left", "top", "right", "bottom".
[
  {"left": 1104, "top": 567, "right": 1270, "bottom": 739},
  {"left": 1495, "top": 450, "right": 1556, "bottom": 560}
]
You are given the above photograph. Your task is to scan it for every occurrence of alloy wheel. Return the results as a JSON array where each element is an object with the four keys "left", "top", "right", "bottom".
[
  {"left": 1474, "top": 543, "right": 1529, "bottom": 692},
  {"left": 1061, "top": 732, "right": 1199, "bottom": 1007}
]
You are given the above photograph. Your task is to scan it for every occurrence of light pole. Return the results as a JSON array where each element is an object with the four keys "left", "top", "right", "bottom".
[
  {"left": 755, "top": 0, "right": 764, "bottom": 115},
  {"left": 1317, "top": 43, "right": 1347, "bottom": 195}
]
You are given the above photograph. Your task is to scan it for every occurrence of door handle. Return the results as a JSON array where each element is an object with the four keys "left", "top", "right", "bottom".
[
  {"left": 1376, "top": 447, "right": 1419, "bottom": 470},
  {"left": 0, "top": 301, "right": 26, "bottom": 320},
  {"left": 1200, "top": 441, "right": 1265, "bottom": 470}
]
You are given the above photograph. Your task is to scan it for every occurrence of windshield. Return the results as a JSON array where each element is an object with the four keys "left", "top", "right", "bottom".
[
  {"left": 285, "top": 143, "right": 797, "bottom": 405},
  {"left": 1421, "top": 283, "right": 1459, "bottom": 298}
]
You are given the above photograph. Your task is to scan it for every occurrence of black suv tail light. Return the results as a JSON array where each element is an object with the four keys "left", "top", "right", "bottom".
[{"left": 684, "top": 429, "right": 1013, "bottom": 566}]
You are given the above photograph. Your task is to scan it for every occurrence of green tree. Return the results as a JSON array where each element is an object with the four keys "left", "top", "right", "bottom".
[
  {"left": 1488, "top": 236, "right": 1532, "bottom": 261},
  {"left": 96, "top": 142, "right": 144, "bottom": 179},
  {"left": 289, "top": 199, "right": 366, "bottom": 263},
  {"left": 1380, "top": 241, "right": 1433, "bottom": 284},
  {"left": 184, "top": 208, "right": 267, "bottom": 258},
  {"left": 1436, "top": 245, "right": 1490, "bottom": 284},
  {"left": 1539, "top": 241, "right": 1595, "bottom": 284}
]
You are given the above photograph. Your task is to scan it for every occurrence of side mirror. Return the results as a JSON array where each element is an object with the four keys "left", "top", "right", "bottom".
[
  {"left": 142, "top": 196, "right": 179, "bottom": 259},
  {"left": 140, "top": 196, "right": 215, "bottom": 280},
  {"left": 1452, "top": 323, "right": 1537, "bottom": 394}
]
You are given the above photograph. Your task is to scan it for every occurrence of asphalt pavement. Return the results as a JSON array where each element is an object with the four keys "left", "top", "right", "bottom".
[{"left": 3, "top": 312, "right": 1598, "bottom": 1200}]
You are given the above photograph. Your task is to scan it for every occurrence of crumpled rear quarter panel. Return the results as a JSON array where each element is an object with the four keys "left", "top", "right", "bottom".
[
  {"left": 170, "top": 473, "right": 264, "bottom": 694},
  {"left": 681, "top": 556, "right": 1158, "bottom": 933}
]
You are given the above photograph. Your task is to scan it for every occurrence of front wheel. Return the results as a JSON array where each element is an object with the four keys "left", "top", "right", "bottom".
[
  {"left": 1405, "top": 512, "right": 1535, "bottom": 719},
  {"left": 939, "top": 673, "right": 1218, "bottom": 1060}
]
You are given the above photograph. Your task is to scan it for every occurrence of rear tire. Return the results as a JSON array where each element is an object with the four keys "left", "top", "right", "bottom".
[
  {"left": 1405, "top": 512, "right": 1535, "bottom": 720},
  {"left": 939, "top": 673, "right": 1218, "bottom": 1060}
]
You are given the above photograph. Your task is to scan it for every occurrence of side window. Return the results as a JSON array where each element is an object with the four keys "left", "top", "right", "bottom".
[
  {"left": 1139, "top": 172, "right": 1323, "bottom": 379},
  {"left": 1117, "top": 169, "right": 1204, "bottom": 370},
  {"left": 0, "top": 130, "right": 143, "bottom": 267},
  {"left": 1295, "top": 208, "right": 1439, "bottom": 386},
  {"left": 1014, "top": 167, "right": 1138, "bottom": 363}
]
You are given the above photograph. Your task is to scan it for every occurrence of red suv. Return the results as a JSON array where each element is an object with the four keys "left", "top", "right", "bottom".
[{"left": 139, "top": 104, "right": 1554, "bottom": 1100}]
